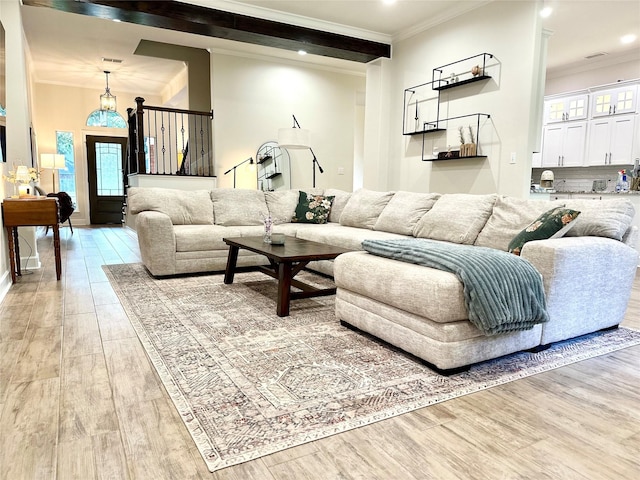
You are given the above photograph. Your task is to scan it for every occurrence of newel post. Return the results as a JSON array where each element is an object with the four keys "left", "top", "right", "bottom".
[{"left": 135, "top": 97, "right": 146, "bottom": 174}]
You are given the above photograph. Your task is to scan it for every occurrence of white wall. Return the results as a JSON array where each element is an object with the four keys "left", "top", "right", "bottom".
[
  {"left": 210, "top": 53, "right": 365, "bottom": 191},
  {"left": 0, "top": 0, "right": 36, "bottom": 297},
  {"left": 364, "top": 0, "right": 544, "bottom": 198},
  {"left": 32, "top": 83, "right": 162, "bottom": 226},
  {"left": 545, "top": 55, "right": 640, "bottom": 95}
]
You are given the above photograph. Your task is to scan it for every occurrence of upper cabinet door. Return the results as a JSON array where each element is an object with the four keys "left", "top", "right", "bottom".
[
  {"left": 592, "top": 85, "right": 638, "bottom": 117},
  {"left": 544, "top": 94, "right": 589, "bottom": 123}
]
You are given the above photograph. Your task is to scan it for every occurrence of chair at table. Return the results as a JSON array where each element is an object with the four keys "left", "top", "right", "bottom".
[{"left": 34, "top": 186, "right": 75, "bottom": 234}]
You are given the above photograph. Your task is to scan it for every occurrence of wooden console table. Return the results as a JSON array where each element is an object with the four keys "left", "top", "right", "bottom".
[{"left": 1, "top": 198, "right": 61, "bottom": 283}]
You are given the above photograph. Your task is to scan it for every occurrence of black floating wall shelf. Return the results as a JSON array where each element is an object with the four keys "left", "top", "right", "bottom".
[{"left": 402, "top": 52, "right": 495, "bottom": 161}]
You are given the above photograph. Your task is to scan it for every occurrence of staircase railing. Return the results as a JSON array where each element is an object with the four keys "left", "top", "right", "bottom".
[{"left": 127, "top": 97, "right": 214, "bottom": 177}]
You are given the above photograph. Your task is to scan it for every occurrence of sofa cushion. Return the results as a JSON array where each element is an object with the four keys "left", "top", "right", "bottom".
[
  {"left": 374, "top": 191, "right": 441, "bottom": 235},
  {"left": 292, "top": 191, "right": 334, "bottom": 224},
  {"left": 296, "top": 223, "right": 406, "bottom": 251},
  {"left": 475, "top": 196, "right": 564, "bottom": 251},
  {"left": 508, "top": 207, "right": 581, "bottom": 256},
  {"left": 265, "top": 190, "right": 299, "bottom": 223},
  {"left": 563, "top": 199, "right": 635, "bottom": 241},
  {"left": 127, "top": 187, "right": 214, "bottom": 225},
  {"left": 339, "top": 188, "right": 395, "bottom": 229},
  {"left": 211, "top": 188, "right": 268, "bottom": 226},
  {"left": 324, "top": 188, "right": 352, "bottom": 223},
  {"left": 413, "top": 193, "right": 497, "bottom": 244},
  {"left": 174, "top": 225, "right": 244, "bottom": 252}
]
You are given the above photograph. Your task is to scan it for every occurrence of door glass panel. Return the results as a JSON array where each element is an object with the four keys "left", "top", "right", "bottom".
[
  {"left": 95, "top": 142, "right": 123, "bottom": 196},
  {"left": 568, "top": 99, "right": 584, "bottom": 118},
  {"left": 549, "top": 101, "right": 563, "bottom": 120},
  {"left": 595, "top": 94, "right": 611, "bottom": 113},
  {"left": 617, "top": 90, "right": 633, "bottom": 111}
]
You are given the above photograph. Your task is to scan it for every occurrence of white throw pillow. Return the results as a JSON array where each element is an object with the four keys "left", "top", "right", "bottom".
[
  {"left": 339, "top": 188, "right": 395, "bottom": 230},
  {"left": 413, "top": 193, "right": 497, "bottom": 244},
  {"left": 475, "top": 196, "right": 565, "bottom": 251},
  {"left": 324, "top": 188, "right": 352, "bottom": 223},
  {"left": 211, "top": 188, "right": 269, "bottom": 226},
  {"left": 563, "top": 199, "right": 635, "bottom": 241},
  {"left": 374, "top": 191, "right": 441, "bottom": 235}
]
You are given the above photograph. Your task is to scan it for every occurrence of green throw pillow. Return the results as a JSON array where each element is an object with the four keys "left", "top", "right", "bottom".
[
  {"left": 508, "top": 207, "right": 580, "bottom": 256},
  {"left": 292, "top": 191, "right": 335, "bottom": 224}
]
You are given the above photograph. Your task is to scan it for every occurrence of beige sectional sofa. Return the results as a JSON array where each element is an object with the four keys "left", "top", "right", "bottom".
[{"left": 127, "top": 186, "right": 638, "bottom": 373}]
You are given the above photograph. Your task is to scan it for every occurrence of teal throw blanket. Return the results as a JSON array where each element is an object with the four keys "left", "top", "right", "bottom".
[{"left": 361, "top": 239, "right": 548, "bottom": 336}]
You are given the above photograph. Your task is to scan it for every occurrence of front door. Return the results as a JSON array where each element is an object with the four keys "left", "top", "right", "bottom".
[{"left": 86, "top": 135, "right": 127, "bottom": 224}]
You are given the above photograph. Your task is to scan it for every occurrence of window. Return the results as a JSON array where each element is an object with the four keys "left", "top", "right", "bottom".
[
  {"left": 56, "top": 131, "right": 77, "bottom": 205},
  {"left": 86, "top": 109, "right": 127, "bottom": 129}
]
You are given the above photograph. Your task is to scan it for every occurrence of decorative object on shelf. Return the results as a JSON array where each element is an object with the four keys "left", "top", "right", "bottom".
[
  {"left": 438, "top": 147, "right": 460, "bottom": 160},
  {"left": 471, "top": 65, "right": 482, "bottom": 77},
  {"left": 100, "top": 70, "right": 117, "bottom": 111},
  {"left": 40, "top": 153, "right": 66, "bottom": 190},
  {"left": 459, "top": 125, "right": 477, "bottom": 157},
  {"left": 278, "top": 114, "right": 324, "bottom": 188},
  {"left": 223, "top": 157, "right": 254, "bottom": 188}
]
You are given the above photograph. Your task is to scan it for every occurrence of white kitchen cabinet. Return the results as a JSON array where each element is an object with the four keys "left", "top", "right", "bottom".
[
  {"left": 586, "top": 114, "right": 636, "bottom": 166},
  {"left": 541, "top": 121, "right": 587, "bottom": 167},
  {"left": 591, "top": 84, "right": 638, "bottom": 117},
  {"left": 544, "top": 93, "right": 589, "bottom": 124}
]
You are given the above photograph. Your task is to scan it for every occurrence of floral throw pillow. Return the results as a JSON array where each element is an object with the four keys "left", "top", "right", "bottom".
[
  {"left": 508, "top": 207, "right": 580, "bottom": 256},
  {"left": 292, "top": 191, "right": 335, "bottom": 224}
]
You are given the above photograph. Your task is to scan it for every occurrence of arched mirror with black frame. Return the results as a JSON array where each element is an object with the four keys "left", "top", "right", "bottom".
[{"left": 256, "top": 141, "right": 291, "bottom": 191}]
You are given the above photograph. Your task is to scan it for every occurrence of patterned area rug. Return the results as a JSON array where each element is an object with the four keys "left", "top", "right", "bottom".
[{"left": 104, "top": 263, "right": 640, "bottom": 472}]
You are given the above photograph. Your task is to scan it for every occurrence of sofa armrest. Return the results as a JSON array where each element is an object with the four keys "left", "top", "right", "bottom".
[
  {"left": 135, "top": 211, "right": 177, "bottom": 276},
  {"left": 521, "top": 237, "right": 638, "bottom": 343}
]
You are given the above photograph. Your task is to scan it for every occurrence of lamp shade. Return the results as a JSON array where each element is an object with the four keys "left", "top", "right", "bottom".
[
  {"left": 41, "top": 153, "right": 66, "bottom": 170},
  {"left": 15, "top": 166, "right": 31, "bottom": 183},
  {"left": 278, "top": 128, "right": 310, "bottom": 149}
]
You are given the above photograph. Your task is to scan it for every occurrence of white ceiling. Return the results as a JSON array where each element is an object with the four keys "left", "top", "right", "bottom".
[{"left": 19, "top": 0, "right": 640, "bottom": 101}]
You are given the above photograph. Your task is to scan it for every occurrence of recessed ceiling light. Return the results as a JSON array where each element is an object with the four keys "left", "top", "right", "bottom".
[
  {"left": 297, "top": 50, "right": 307, "bottom": 56},
  {"left": 621, "top": 34, "right": 637, "bottom": 44},
  {"left": 540, "top": 6, "right": 553, "bottom": 18}
]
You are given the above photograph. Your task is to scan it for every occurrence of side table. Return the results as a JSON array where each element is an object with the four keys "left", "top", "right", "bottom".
[{"left": 1, "top": 198, "right": 61, "bottom": 283}]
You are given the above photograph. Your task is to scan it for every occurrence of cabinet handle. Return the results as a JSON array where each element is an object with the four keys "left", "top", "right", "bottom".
[
  {"left": 562, "top": 155, "right": 565, "bottom": 166},
  {"left": 609, "top": 105, "right": 612, "bottom": 115},
  {"left": 613, "top": 105, "right": 617, "bottom": 114},
  {"left": 558, "top": 155, "right": 561, "bottom": 166}
]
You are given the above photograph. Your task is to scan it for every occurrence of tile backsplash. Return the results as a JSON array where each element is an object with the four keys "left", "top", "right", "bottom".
[{"left": 532, "top": 165, "right": 638, "bottom": 193}]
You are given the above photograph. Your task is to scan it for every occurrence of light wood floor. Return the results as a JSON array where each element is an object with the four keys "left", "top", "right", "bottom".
[{"left": 1, "top": 226, "right": 639, "bottom": 479}]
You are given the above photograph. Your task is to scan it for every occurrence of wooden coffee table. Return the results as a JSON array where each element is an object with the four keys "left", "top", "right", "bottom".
[{"left": 223, "top": 236, "right": 350, "bottom": 317}]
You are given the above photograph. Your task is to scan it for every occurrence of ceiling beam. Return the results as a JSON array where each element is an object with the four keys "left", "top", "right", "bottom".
[{"left": 22, "top": 0, "right": 391, "bottom": 63}]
